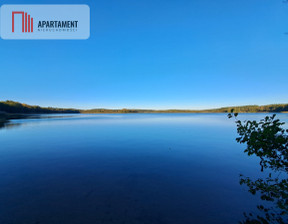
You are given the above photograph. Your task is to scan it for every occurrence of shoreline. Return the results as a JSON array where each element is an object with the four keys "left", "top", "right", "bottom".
[
  {"left": 1, "top": 111, "right": 287, "bottom": 121},
  {"left": 1, "top": 101, "right": 288, "bottom": 115}
]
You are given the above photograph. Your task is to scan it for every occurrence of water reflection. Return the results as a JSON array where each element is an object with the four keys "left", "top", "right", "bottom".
[
  {"left": 239, "top": 174, "right": 288, "bottom": 224},
  {"left": 0, "top": 114, "right": 75, "bottom": 130},
  {"left": 0, "top": 121, "right": 23, "bottom": 130},
  {"left": 0, "top": 113, "right": 287, "bottom": 223},
  {"left": 0, "top": 121, "right": 6, "bottom": 129}
]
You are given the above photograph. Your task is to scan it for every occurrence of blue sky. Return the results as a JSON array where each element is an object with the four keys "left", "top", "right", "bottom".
[{"left": 0, "top": 0, "right": 287, "bottom": 109}]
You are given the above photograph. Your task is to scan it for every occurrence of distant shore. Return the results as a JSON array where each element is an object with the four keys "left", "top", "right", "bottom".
[{"left": 1, "top": 101, "right": 288, "bottom": 118}]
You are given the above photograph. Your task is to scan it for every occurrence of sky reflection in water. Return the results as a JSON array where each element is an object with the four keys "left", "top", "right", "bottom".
[{"left": 0, "top": 113, "right": 287, "bottom": 224}]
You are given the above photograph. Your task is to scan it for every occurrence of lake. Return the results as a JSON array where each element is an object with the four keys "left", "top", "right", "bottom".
[{"left": 0, "top": 113, "right": 287, "bottom": 224}]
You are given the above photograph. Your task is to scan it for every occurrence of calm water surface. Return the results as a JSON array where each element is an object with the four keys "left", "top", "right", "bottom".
[{"left": 0, "top": 113, "right": 287, "bottom": 224}]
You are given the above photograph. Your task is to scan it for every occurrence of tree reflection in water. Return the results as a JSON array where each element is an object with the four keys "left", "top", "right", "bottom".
[{"left": 0, "top": 121, "right": 22, "bottom": 130}]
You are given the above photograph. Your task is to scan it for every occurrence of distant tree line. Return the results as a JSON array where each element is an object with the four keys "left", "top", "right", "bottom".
[
  {"left": 0, "top": 100, "right": 80, "bottom": 114},
  {"left": 205, "top": 104, "right": 288, "bottom": 113},
  {"left": 0, "top": 100, "right": 288, "bottom": 114}
]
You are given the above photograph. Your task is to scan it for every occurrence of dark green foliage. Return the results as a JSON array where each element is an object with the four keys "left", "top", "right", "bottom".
[
  {"left": 228, "top": 112, "right": 288, "bottom": 224},
  {"left": 0, "top": 100, "right": 80, "bottom": 114},
  {"left": 230, "top": 112, "right": 288, "bottom": 172},
  {"left": 221, "top": 104, "right": 288, "bottom": 113},
  {"left": 1, "top": 100, "right": 288, "bottom": 114}
]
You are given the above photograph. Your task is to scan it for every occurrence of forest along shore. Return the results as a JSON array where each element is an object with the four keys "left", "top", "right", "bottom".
[{"left": 1, "top": 100, "right": 288, "bottom": 116}]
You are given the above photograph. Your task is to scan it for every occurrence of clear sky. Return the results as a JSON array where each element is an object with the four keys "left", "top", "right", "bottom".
[{"left": 0, "top": 0, "right": 287, "bottom": 109}]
